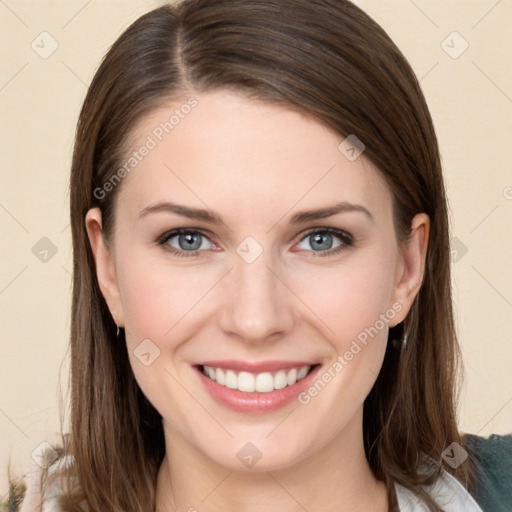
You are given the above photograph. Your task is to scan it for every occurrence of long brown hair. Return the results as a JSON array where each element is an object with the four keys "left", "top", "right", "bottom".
[{"left": 27, "top": 0, "right": 478, "bottom": 510}]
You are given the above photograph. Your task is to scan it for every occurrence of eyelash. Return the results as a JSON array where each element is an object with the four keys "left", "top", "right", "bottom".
[{"left": 156, "top": 227, "right": 354, "bottom": 258}]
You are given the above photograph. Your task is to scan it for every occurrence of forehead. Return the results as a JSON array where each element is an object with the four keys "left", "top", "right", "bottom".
[{"left": 116, "top": 90, "right": 392, "bottom": 223}]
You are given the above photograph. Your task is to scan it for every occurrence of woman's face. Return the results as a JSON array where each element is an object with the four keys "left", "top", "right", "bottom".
[{"left": 87, "top": 90, "right": 428, "bottom": 471}]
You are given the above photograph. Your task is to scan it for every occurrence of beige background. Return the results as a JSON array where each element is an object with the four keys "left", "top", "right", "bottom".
[{"left": 1, "top": 0, "right": 511, "bottom": 495}]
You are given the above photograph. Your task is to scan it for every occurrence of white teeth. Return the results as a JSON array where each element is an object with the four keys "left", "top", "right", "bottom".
[
  {"left": 255, "top": 372, "right": 274, "bottom": 393},
  {"left": 202, "top": 365, "right": 312, "bottom": 393},
  {"left": 237, "top": 372, "right": 255, "bottom": 392},
  {"left": 274, "top": 370, "right": 288, "bottom": 390},
  {"left": 297, "top": 366, "right": 309, "bottom": 380},
  {"left": 225, "top": 369, "right": 237, "bottom": 389},
  {"left": 286, "top": 368, "right": 297, "bottom": 385},
  {"left": 215, "top": 367, "right": 225, "bottom": 385}
]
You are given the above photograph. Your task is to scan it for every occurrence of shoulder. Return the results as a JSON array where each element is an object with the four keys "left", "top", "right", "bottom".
[
  {"left": 395, "top": 465, "right": 484, "bottom": 511},
  {"left": 395, "top": 433, "right": 512, "bottom": 512},
  {"left": 462, "top": 431, "right": 512, "bottom": 512}
]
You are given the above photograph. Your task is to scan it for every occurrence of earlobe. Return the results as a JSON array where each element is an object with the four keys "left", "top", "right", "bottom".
[
  {"left": 389, "top": 213, "right": 430, "bottom": 326},
  {"left": 85, "top": 208, "right": 124, "bottom": 327}
]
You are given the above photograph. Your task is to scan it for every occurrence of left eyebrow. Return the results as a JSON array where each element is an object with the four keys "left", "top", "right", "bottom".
[{"left": 289, "top": 201, "right": 373, "bottom": 224}]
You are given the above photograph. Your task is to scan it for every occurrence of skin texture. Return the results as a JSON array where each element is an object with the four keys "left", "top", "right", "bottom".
[{"left": 86, "top": 90, "right": 429, "bottom": 512}]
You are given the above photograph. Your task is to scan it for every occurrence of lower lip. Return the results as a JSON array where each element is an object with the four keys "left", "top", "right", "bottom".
[{"left": 194, "top": 365, "right": 321, "bottom": 413}]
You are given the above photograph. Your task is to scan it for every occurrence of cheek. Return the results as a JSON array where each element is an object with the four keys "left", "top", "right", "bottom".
[
  {"left": 292, "top": 257, "right": 398, "bottom": 419},
  {"left": 292, "top": 248, "right": 398, "bottom": 347},
  {"left": 116, "top": 251, "right": 214, "bottom": 421},
  {"left": 116, "top": 248, "right": 215, "bottom": 341},
  {"left": 115, "top": 250, "right": 222, "bottom": 405}
]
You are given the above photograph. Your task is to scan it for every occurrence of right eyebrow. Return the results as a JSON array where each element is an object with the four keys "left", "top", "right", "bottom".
[{"left": 138, "top": 201, "right": 222, "bottom": 224}]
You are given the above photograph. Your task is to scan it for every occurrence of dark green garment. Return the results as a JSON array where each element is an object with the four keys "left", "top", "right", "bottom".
[{"left": 463, "top": 432, "right": 512, "bottom": 512}]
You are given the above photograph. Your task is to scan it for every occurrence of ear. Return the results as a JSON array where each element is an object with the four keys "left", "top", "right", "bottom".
[
  {"left": 388, "top": 213, "right": 430, "bottom": 326},
  {"left": 85, "top": 208, "right": 124, "bottom": 328}
]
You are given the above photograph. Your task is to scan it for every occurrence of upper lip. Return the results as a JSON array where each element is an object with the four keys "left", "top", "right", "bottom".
[{"left": 196, "top": 360, "right": 318, "bottom": 373}]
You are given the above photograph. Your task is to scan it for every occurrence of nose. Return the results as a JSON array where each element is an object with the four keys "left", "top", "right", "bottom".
[{"left": 218, "top": 251, "right": 296, "bottom": 344}]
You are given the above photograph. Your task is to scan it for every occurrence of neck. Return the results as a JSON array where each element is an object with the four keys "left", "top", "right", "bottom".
[
  {"left": 156, "top": 408, "right": 389, "bottom": 512},
  {"left": 155, "top": 408, "right": 389, "bottom": 512}
]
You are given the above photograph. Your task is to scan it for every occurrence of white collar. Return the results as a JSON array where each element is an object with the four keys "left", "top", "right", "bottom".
[{"left": 395, "top": 467, "right": 483, "bottom": 511}]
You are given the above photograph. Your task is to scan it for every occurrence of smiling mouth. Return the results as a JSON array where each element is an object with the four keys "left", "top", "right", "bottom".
[{"left": 198, "top": 364, "right": 316, "bottom": 393}]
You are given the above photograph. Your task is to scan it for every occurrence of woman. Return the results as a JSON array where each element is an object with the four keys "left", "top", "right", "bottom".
[{"left": 7, "top": 0, "right": 511, "bottom": 511}]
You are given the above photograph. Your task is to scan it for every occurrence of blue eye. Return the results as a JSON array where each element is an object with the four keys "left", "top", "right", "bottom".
[
  {"left": 158, "top": 229, "right": 215, "bottom": 257},
  {"left": 296, "top": 228, "right": 353, "bottom": 256}
]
